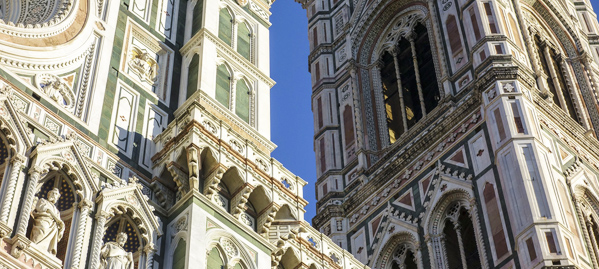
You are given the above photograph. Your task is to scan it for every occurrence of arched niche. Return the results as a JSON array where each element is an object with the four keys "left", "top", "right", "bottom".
[
  {"left": 90, "top": 180, "right": 162, "bottom": 269},
  {"left": 11, "top": 139, "right": 97, "bottom": 269},
  {"left": 0, "top": 93, "right": 33, "bottom": 237},
  {"left": 26, "top": 169, "right": 81, "bottom": 263}
]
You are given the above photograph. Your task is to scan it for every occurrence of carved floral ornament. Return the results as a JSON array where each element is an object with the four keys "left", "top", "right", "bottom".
[
  {"left": 128, "top": 46, "right": 159, "bottom": 84},
  {"left": 34, "top": 73, "right": 76, "bottom": 110},
  {"left": 380, "top": 10, "right": 426, "bottom": 54}
]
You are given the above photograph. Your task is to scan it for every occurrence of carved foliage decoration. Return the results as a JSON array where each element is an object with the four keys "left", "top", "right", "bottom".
[
  {"left": 128, "top": 46, "right": 159, "bottom": 84},
  {"left": 34, "top": 74, "right": 76, "bottom": 110},
  {"left": 380, "top": 10, "right": 426, "bottom": 52}
]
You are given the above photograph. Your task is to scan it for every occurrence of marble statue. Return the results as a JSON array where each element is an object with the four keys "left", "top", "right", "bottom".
[
  {"left": 101, "top": 232, "right": 134, "bottom": 269},
  {"left": 30, "top": 188, "right": 64, "bottom": 255}
]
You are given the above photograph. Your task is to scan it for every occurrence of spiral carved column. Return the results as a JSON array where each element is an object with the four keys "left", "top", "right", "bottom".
[
  {"left": 70, "top": 199, "right": 93, "bottom": 269},
  {"left": 0, "top": 154, "right": 25, "bottom": 226},
  {"left": 14, "top": 166, "right": 42, "bottom": 236},
  {"left": 89, "top": 210, "right": 110, "bottom": 269}
]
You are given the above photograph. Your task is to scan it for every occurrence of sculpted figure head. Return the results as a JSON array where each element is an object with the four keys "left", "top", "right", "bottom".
[
  {"left": 47, "top": 188, "right": 60, "bottom": 203},
  {"left": 116, "top": 232, "right": 128, "bottom": 247}
]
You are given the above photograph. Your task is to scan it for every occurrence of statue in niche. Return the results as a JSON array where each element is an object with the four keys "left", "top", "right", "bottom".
[
  {"left": 100, "top": 232, "right": 134, "bottom": 269},
  {"left": 30, "top": 188, "right": 65, "bottom": 255}
]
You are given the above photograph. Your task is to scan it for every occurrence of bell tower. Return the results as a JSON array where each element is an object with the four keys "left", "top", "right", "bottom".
[{"left": 298, "top": 0, "right": 599, "bottom": 267}]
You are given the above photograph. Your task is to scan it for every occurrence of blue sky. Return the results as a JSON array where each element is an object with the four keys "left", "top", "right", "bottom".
[
  {"left": 269, "top": 0, "right": 599, "bottom": 224},
  {"left": 269, "top": 1, "right": 318, "bottom": 222}
]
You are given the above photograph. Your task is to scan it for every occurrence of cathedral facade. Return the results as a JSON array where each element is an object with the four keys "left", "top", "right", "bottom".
[
  {"left": 298, "top": 0, "right": 599, "bottom": 268},
  {"left": 0, "top": 0, "right": 367, "bottom": 269}
]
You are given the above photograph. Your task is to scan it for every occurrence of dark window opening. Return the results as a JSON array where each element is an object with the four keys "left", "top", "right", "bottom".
[
  {"left": 381, "top": 51, "right": 404, "bottom": 142},
  {"left": 379, "top": 23, "right": 440, "bottom": 144},
  {"left": 414, "top": 24, "right": 440, "bottom": 113}
]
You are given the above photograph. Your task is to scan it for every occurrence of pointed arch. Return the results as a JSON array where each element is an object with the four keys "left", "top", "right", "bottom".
[
  {"left": 425, "top": 189, "right": 488, "bottom": 269},
  {"left": 186, "top": 53, "right": 200, "bottom": 99},
  {"left": 205, "top": 229, "right": 257, "bottom": 269},
  {"left": 90, "top": 182, "right": 162, "bottom": 269},
  {"left": 218, "top": 7, "right": 233, "bottom": 46},
  {"left": 237, "top": 22, "right": 252, "bottom": 61},
  {"left": 216, "top": 63, "right": 232, "bottom": 108},
  {"left": 235, "top": 78, "right": 251, "bottom": 123},
  {"left": 374, "top": 232, "right": 422, "bottom": 269}
]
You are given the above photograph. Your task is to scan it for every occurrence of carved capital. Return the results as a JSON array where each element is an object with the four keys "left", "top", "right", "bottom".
[
  {"left": 28, "top": 165, "right": 44, "bottom": 176},
  {"left": 96, "top": 210, "right": 112, "bottom": 220},
  {"left": 144, "top": 242, "right": 156, "bottom": 254},
  {"left": 10, "top": 154, "right": 27, "bottom": 165},
  {"left": 79, "top": 199, "right": 93, "bottom": 210}
]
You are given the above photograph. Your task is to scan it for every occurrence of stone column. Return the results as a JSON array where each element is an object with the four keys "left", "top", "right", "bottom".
[
  {"left": 452, "top": 222, "right": 468, "bottom": 269},
  {"left": 144, "top": 243, "right": 156, "bottom": 269},
  {"left": 15, "top": 165, "right": 43, "bottom": 236},
  {"left": 349, "top": 64, "right": 368, "bottom": 169},
  {"left": 0, "top": 154, "right": 26, "bottom": 224},
  {"left": 586, "top": 217, "right": 599, "bottom": 263},
  {"left": 391, "top": 49, "right": 409, "bottom": 131},
  {"left": 582, "top": 54, "right": 599, "bottom": 99},
  {"left": 574, "top": 199, "right": 598, "bottom": 267},
  {"left": 408, "top": 34, "right": 427, "bottom": 117},
  {"left": 89, "top": 210, "right": 111, "bottom": 269},
  {"left": 70, "top": 199, "right": 93, "bottom": 269},
  {"left": 543, "top": 45, "right": 568, "bottom": 110}
]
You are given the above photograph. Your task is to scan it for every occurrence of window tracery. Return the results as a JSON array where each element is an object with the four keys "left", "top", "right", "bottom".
[{"left": 426, "top": 191, "right": 488, "bottom": 269}]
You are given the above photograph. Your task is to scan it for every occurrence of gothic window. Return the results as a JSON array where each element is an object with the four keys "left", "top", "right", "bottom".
[
  {"left": 389, "top": 245, "right": 418, "bottom": 269},
  {"left": 191, "top": 0, "right": 203, "bottom": 36},
  {"left": 172, "top": 239, "right": 186, "bottom": 269},
  {"left": 219, "top": 8, "right": 233, "bottom": 46},
  {"left": 533, "top": 35, "right": 579, "bottom": 122},
  {"left": 216, "top": 64, "right": 232, "bottom": 108},
  {"left": 207, "top": 247, "right": 225, "bottom": 269},
  {"left": 187, "top": 54, "right": 200, "bottom": 99},
  {"left": 443, "top": 206, "right": 483, "bottom": 269},
  {"left": 379, "top": 23, "right": 440, "bottom": 143},
  {"left": 235, "top": 79, "right": 251, "bottom": 123},
  {"left": 237, "top": 23, "right": 251, "bottom": 61}
]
